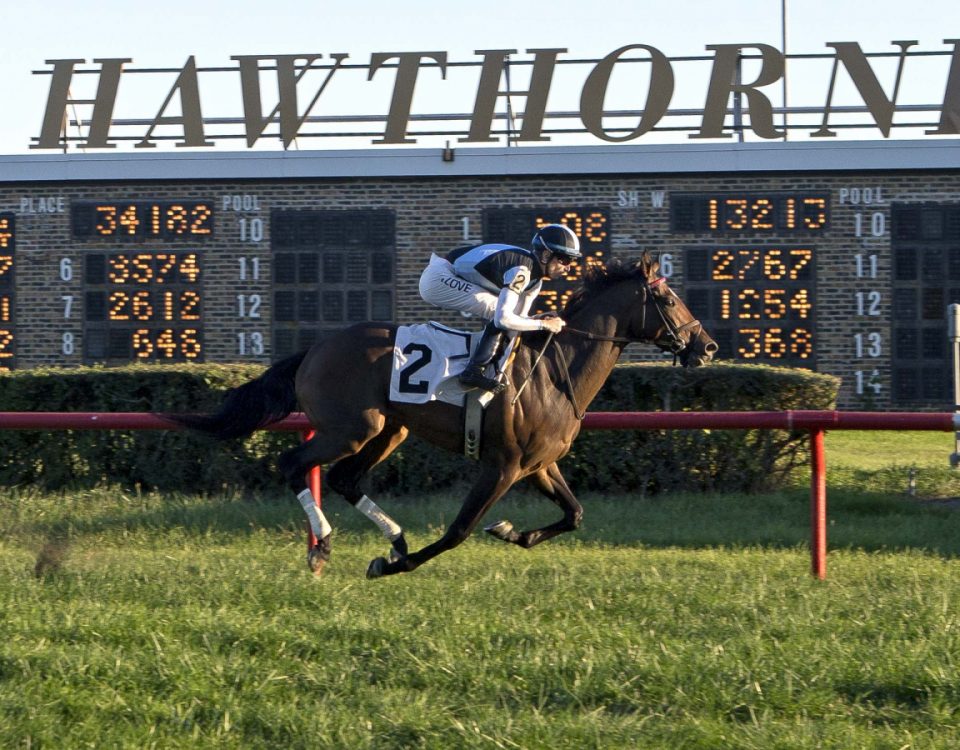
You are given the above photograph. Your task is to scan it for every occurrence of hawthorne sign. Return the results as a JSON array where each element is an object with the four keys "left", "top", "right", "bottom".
[{"left": 32, "top": 41, "right": 960, "bottom": 150}]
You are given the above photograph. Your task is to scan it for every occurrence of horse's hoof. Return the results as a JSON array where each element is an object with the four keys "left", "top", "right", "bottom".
[
  {"left": 390, "top": 533, "right": 409, "bottom": 559},
  {"left": 307, "top": 536, "right": 331, "bottom": 576},
  {"left": 484, "top": 519, "right": 516, "bottom": 542},
  {"left": 366, "top": 557, "right": 389, "bottom": 579},
  {"left": 306, "top": 547, "right": 326, "bottom": 575}
]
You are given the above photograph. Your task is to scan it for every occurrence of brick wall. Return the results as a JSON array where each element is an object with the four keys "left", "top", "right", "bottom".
[{"left": 2, "top": 169, "right": 959, "bottom": 409}]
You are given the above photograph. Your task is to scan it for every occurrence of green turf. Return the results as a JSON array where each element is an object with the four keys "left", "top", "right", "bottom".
[
  {"left": 2, "top": 432, "right": 960, "bottom": 748},
  {"left": 826, "top": 429, "right": 957, "bottom": 471}
]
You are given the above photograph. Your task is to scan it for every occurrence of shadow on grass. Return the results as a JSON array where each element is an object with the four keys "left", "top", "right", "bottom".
[{"left": 6, "top": 481, "right": 960, "bottom": 562}]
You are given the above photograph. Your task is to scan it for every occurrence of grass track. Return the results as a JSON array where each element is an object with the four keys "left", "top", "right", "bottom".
[{"left": 2, "top": 430, "right": 960, "bottom": 748}]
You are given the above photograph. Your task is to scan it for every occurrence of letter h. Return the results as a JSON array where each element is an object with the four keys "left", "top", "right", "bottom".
[{"left": 33, "top": 58, "right": 130, "bottom": 150}]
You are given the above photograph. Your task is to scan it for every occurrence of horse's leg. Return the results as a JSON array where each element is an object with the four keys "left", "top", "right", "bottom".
[
  {"left": 485, "top": 462, "right": 583, "bottom": 549},
  {"left": 278, "top": 414, "right": 385, "bottom": 573},
  {"left": 325, "top": 421, "right": 411, "bottom": 561},
  {"left": 366, "top": 463, "right": 518, "bottom": 579}
]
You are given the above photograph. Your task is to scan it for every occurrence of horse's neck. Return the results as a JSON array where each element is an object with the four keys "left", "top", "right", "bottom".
[{"left": 551, "top": 307, "right": 626, "bottom": 412}]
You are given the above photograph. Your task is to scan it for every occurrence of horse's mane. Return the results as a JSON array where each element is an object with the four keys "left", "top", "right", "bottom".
[{"left": 561, "top": 257, "right": 653, "bottom": 319}]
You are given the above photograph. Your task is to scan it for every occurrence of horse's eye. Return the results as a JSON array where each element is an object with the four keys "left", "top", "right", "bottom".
[{"left": 664, "top": 297, "right": 676, "bottom": 307}]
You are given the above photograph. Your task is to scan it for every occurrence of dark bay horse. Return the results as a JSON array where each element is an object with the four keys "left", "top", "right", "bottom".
[{"left": 171, "top": 253, "right": 717, "bottom": 578}]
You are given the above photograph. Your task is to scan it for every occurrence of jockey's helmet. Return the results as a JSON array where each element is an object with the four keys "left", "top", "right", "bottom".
[{"left": 531, "top": 223, "right": 582, "bottom": 261}]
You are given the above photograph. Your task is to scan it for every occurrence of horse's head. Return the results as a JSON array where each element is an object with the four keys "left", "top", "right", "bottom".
[
  {"left": 633, "top": 252, "right": 717, "bottom": 367},
  {"left": 562, "top": 253, "right": 718, "bottom": 366},
  {"left": 563, "top": 252, "right": 718, "bottom": 367}
]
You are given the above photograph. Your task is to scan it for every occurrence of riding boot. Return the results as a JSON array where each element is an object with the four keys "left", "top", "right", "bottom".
[{"left": 459, "top": 322, "right": 507, "bottom": 394}]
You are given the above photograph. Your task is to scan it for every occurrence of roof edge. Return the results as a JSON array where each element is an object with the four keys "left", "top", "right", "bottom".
[{"left": 0, "top": 140, "right": 958, "bottom": 182}]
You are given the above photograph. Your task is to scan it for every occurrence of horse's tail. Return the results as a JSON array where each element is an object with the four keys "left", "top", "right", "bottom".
[{"left": 168, "top": 351, "right": 307, "bottom": 440}]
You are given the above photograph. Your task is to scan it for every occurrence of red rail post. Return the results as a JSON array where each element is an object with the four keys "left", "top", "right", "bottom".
[
  {"left": 301, "top": 431, "right": 322, "bottom": 553},
  {"left": 2, "top": 410, "right": 955, "bottom": 579},
  {"left": 810, "top": 428, "right": 827, "bottom": 580}
]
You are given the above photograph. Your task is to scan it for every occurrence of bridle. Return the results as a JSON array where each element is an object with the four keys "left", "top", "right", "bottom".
[
  {"left": 525, "top": 276, "right": 706, "bottom": 420},
  {"left": 562, "top": 276, "right": 705, "bottom": 357},
  {"left": 645, "top": 277, "right": 707, "bottom": 357}
]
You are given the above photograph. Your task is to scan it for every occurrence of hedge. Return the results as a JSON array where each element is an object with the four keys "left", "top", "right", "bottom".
[
  {"left": 0, "top": 362, "right": 839, "bottom": 495},
  {"left": 381, "top": 362, "right": 840, "bottom": 495},
  {"left": 0, "top": 364, "right": 296, "bottom": 493}
]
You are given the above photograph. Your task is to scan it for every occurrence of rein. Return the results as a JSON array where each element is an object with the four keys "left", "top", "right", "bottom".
[
  {"left": 513, "top": 276, "right": 705, "bottom": 419},
  {"left": 560, "top": 327, "right": 633, "bottom": 344}
]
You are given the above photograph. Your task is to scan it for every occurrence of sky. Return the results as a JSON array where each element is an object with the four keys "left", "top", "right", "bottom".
[{"left": 0, "top": 0, "right": 956, "bottom": 154}]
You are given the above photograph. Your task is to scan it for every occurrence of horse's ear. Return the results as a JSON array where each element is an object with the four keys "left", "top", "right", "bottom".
[{"left": 639, "top": 250, "right": 660, "bottom": 278}]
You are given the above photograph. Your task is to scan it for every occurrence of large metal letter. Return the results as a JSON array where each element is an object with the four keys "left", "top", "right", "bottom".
[
  {"left": 135, "top": 57, "right": 213, "bottom": 149},
  {"left": 234, "top": 54, "right": 346, "bottom": 148},
  {"left": 516, "top": 49, "right": 565, "bottom": 142},
  {"left": 368, "top": 52, "right": 448, "bottom": 144},
  {"left": 460, "top": 48, "right": 564, "bottom": 143},
  {"left": 33, "top": 58, "right": 130, "bottom": 150},
  {"left": 580, "top": 44, "right": 674, "bottom": 142},
  {"left": 926, "top": 39, "right": 960, "bottom": 136},
  {"left": 462, "top": 49, "right": 517, "bottom": 143},
  {"left": 811, "top": 41, "right": 916, "bottom": 138},
  {"left": 691, "top": 44, "right": 784, "bottom": 140}
]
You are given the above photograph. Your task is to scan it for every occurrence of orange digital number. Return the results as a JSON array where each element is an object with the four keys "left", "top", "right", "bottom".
[
  {"left": 763, "top": 250, "right": 787, "bottom": 280},
  {"left": 108, "top": 291, "right": 131, "bottom": 320},
  {"left": 130, "top": 254, "right": 154, "bottom": 283},
  {"left": 190, "top": 205, "right": 213, "bottom": 235},
  {"left": 0, "top": 218, "right": 13, "bottom": 249},
  {"left": 791, "top": 328, "right": 813, "bottom": 358},
  {"left": 109, "top": 290, "right": 159, "bottom": 321},
  {"left": 712, "top": 250, "right": 735, "bottom": 280},
  {"left": 736, "top": 250, "right": 760, "bottom": 280},
  {"left": 0, "top": 329, "right": 13, "bottom": 358},
  {"left": 584, "top": 211, "right": 607, "bottom": 243},
  {"left": 724, "top": 199, "right": 749, "bottom": 230},
  {"left": 803, "top": 198, "right": 828, "bottom": 229},
  {"left": 156, "top": 329, "right": 178, "bottom": 357},
  {"left": 764, "top": 328, "right": 786, "bottom": 358},
  {"left": 790, "top": 289, "right": 812, "bottom": 319},
  {"left": 132, "top": 329, "right": 154, "bottom": 358},
  {"left": 130, "top": 291, "right": 154, "bottom": 321},
  {"left": 750, "top": 199, "right": 774, "bottom": 230},
  {"left": 96, "top": 205, "right": 118, "bottom": 235},
  {"left": 181, "top": 329, "right": 202, "bottom": 358},
  {"left": 118, "top": 205, "right": 140, "bottom": 235},
  {"left": 155, "top": 254, "right": 178, "bottom": 283},
  {"left": 179, "top": 254, "right": 201, "bottom": 282},
  {"left": 150, "top": 204, "right": 163, "bottom": 236},
  {"left": 109, "top": 255, "right": 130, "bottom": 283},
  {"left": 763, "top": 289, "right": 787, "bottom": 319},
  {"left": 738, "top": 328, "right": 762, "bottom": 359},
  {"left": 789, "top": 249, "right": 813, "bottom": 279},
  {"left": 179, "top": 291, "right": 201, "bottom": 320},
  {"left": 737, "top": 289, "right": 761, "bottom": 320},
  {"left": 166, "top": 205, "right": 189, "bottom": 235}
]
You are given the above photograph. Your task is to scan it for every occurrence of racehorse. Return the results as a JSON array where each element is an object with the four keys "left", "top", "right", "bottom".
[{"left": 170, "top": 252, "right": 717, "bottom": 578}]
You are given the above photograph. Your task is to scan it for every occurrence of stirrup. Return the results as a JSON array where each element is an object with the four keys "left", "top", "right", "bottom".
[{"left": 459, "top": 367, "right": 506, "bottom": 394}]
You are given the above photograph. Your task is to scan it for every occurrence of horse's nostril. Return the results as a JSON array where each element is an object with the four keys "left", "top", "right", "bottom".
[{"left": 704, "top": 341, "right": 719, "bottom": 355}]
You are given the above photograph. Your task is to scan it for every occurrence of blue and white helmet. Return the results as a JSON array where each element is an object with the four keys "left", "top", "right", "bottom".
[{"left": 531, "top": 223, "right": 582, "bottom": 260}]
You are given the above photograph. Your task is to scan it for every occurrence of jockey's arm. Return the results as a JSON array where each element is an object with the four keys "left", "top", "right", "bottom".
[{"left": 492, "top": 284, "right": 546, "bottom": 332}]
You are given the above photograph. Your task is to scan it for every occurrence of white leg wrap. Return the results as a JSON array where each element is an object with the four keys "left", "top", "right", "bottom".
[
  {"left": 356, "top": 495, "right": 403, "bottom": 541},
  {"left": 298, "top": 489, "right": 332, "bottom": 539}
]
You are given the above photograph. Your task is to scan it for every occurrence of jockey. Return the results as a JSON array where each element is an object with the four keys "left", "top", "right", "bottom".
[{"left": 419, "top": 223, "right": 582, "bottom": 394}]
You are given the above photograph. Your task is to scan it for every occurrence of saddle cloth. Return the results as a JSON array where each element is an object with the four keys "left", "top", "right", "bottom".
[{"left": 389, "top": 322, "right": 516, "bottom": 406}]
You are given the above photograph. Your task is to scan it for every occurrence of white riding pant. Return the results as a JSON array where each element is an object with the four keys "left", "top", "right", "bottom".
[{"left": 419, "top": 254, "right": 499, "bottom": 321}]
